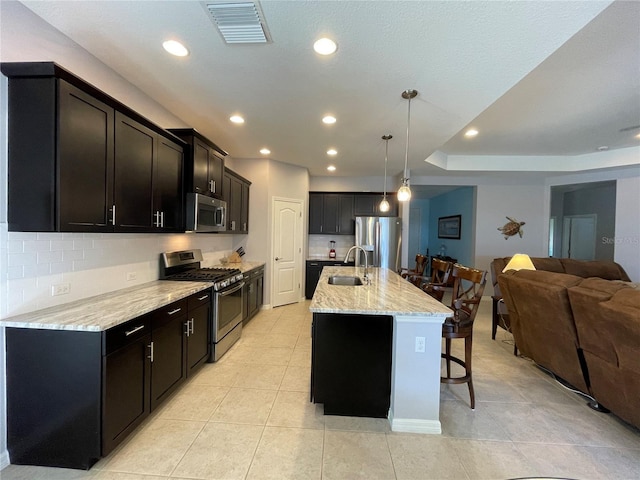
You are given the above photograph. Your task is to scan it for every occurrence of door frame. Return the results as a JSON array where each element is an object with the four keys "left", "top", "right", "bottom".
[{"left": 270, "top": 196, "right": 304, "bottom": 307}]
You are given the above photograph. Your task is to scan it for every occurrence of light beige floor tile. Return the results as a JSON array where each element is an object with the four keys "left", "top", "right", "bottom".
[
  {"left": 157, "top": 383, "right": 229, "bottom": 421},
  {"left": 514, "top": 442, "right": 615, "bottom": 480},
  {"left": 172, "top": 423, "right": 263, "bottom": 480},
  {"left": 449, "top": 438, "right": 536, "bottom": 479},
  {"left": 222, "top": 343, "right": 263, "bottom": 364},
  {"left": 324, "top": 415, "right": 391, "bottom": 433},
  {"left": 242, "top": 317, "right": 278, "bottom": 335},
  {"left": 246, "top": 426, "right": 324, "bottom": 480},
  {"left": 322, "top": 430, "right": 395, "bottom": 480},
  {"left": 279, "top": 365, "right": 311, "bottom": 392},
  {"left": 387, "top": 433, "right": 469, "bottom": 480},
  {"left": 0, "top": 465, "right": 97, "bottom": 480},
  {"left": 259, "top": 346, "right": 294, "bottom": 366},
  {"left": 440, "top": 399, "right": 511, "bottom": 440},
  {"left": 267, "top": 390, "right": 325, "bottom": 429},
  {"left": 241, "top": 333, "right": 299, "bottom": 348},
  {"left": 99, "top": 419, "right": 204, "bottom": 476},
  {"left": 579, "top": 445, "right": 640, "bottom": 479},
  {"left": 93, "top": 472, "right": 171, "bottom": 480},
  {"left": 295, "top": 334, "right": 312, "bottom": 349},
  {"left": 289, "top": 347, "right": 311, "bottom": 367},
  {"left": 233, "top": 363, "right": 287, "bottom": 390},
  {"left": 189, "top": 360, "right": 243, "bottom": 387},
  {"left": 209, "top": 387, "right": 277, "bottom": 425}
]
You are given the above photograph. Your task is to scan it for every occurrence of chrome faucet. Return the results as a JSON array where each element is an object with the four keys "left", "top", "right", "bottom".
[{"left": 344, "top": 245, "right": 370, "bottom": 283}]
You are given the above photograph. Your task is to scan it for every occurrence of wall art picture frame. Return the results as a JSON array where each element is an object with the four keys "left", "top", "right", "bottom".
[{"left": 438, "top": 215, "right": 461, "bottom": 239}]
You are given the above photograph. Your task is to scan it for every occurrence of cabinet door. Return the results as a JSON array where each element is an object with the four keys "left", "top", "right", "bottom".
[
  {"left": 114, "top": 112, "right": 155, "bottom": 231},
  {"left": 227, "top": 174, "right": 243, "bottom": 232},
  {"left": 309, "top": 193, "right": 324, "bottom": 234},
  {"left": 337, "top": 195, "right": 355, "bottom": 234},
  {"left": 256, "top": 272, "right": 264, "bottom": 311},
  {"left": 209, "top": 150, "right": 224, "bottom": 198},
  {"left": 150, "top": 308, "right": 187, "bottom": 410},
  {"left": 187, "top": 303, "right": 210, "bottom": 375},
  {"left": 305, "top": 262, "right": 324, "bottom": 299},
  {"left": 192, "top": 139, "right": 210, "bottom": 195},
  {"left": 240, "top": 181, "right": 250, "bottom": 233},
  {"left": 354, "top": 195, "right": 377, "bottom": 217},
  {"left": 58, "top": 80, "right": 114, "bottom": 231},
  {"left": 154, "top": 138, "right": 184, "bottom": 232},
  {"left": 322, "top": 194, "right": 339, "bottom": 234},
  {"left": 103, "top": 333, "right": 151, "bottom": 455}
]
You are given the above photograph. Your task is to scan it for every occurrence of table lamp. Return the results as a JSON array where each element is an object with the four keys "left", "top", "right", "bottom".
[{"left": 502, "top": 253, "right": 536, "bottom": 272}]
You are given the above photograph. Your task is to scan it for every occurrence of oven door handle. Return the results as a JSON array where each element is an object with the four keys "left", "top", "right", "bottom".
[{"left": 218, "top": 282, "right": 245, "bottom": 297}]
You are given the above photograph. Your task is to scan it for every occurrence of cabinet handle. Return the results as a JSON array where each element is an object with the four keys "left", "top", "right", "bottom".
[
  {"left": 190, "top": 318, "right": 195, "bottom": 335},
  {"left": 153, "top": 211, "right": 160, "bottom": 227},
  {"left": 167, "top": 308, "right": 182, "bottom": 315},
  {"left": 197, "top": 294, "right": 209, "bottom": 301},
  {"left": 320, "top": 225, "right": 323, "bottom": 233},
  {"left": 184, "top": 320, "right": 190, "bottom": 337},
  {"left": 148, "top": 341, "right": 154, "bottom": 362},
  {"left": 110, "top": 204, "right": 116, "bottom": 225},
  {"left": 125, "top": 324, "right": 145, "bottom": 336},
  {"left": 210, "top": 180, "right": 216, "bottom": 193},
  {"left": 243, "top": 222, "right": 247, "bottom": 231},
  {"left": 231, "top": 220, "right": 236, "bottom": 231},
  {"left": 160, "top": 211, "right": 164, "bottom": 228}
]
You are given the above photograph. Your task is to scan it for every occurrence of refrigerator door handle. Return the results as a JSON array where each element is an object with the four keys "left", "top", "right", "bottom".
[{"left": 375, "top": 221, "right": 381, "bottom": 267}]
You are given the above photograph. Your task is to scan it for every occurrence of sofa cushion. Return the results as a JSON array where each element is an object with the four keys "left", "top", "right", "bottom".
[{"left": 560, "top": 259, "right": 630, "bottom": 281}]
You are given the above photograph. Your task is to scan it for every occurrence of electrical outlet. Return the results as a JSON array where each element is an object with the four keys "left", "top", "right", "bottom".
[
  {"left": 126, "top": 271, "right": 137, "bottom": 281},
  {"left": 415, "top": 336, "right": 425, "bottom": 353},
  {"left": 51, "top": 283, "right": 70, "bottom": 296}
]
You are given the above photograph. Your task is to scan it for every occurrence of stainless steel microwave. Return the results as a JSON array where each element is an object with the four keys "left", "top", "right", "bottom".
[{"left": 186, "top": 193, "right": 226, "bottom": 232}]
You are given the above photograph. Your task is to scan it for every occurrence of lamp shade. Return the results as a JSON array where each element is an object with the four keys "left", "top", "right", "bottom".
[
  {"left": 379, "top": 198, "right": 390, "bottom": 212},
  {"left": 502, "top": 254, "right": 536, "bottom": 272}
]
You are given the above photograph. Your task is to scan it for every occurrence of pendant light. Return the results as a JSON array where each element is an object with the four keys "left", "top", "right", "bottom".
[
  {"left": 379, "top": 134, "right": 392, "bottom": 212},
  {"left": 397, "top": 89, "right": 418, "bottom": 202}
]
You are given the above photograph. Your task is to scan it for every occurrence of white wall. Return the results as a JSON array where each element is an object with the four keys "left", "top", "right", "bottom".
[
  {"left": 615, "top": 176, "right": 640, "bottom": 281},
  {"left": 230, "top": 158, "right": 309, "bottom": 305}
]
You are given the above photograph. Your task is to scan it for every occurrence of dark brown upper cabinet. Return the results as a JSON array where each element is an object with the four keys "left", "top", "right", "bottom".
[
  {"left": 1, "top": 62, "right": 185, "bottom": 233},
  {"left": 168, "top": 128, "right": 226, "bottom": 199},
  {"left": 223, "top": 168, "right": 251, "bottom": 234}
]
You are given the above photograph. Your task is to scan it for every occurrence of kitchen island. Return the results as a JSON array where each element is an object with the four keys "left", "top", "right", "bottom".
[{"left": 310, "top": 266, "right": 452, "bottom": 434}]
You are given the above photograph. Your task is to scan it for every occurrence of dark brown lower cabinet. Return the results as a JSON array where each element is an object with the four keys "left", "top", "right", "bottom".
[
  {"left": 311, "top": 313, "right": 393, "bottom": 418},
  {"left": 6, "top": 290, "right": 211, "bottom": 470}
]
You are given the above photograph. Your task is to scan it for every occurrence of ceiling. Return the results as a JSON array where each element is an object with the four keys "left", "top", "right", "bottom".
[{"left": 8, "top": 1, "right": 640, "bottom": 178}]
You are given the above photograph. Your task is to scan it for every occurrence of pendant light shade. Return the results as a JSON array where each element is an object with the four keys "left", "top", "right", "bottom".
[
  {"left": 397, "top": 89, "right": 418, "bottom": 202},
  {"left": 379, "top": 134, "right": 392, "bottom": 212}
]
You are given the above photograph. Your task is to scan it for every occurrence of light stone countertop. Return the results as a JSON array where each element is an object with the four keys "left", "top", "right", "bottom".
[
  {"left": 0, "top": 281, "right": 213, "bottom": 332},
  {"left": 207, "top": 260, "right": 265, "bottom": 274},
  {"left": 310, "top": 266, "right": 453, "bottom": 317}
]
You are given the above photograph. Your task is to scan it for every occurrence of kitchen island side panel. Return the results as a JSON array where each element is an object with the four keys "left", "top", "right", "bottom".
[{"left": 6, "top": 328, "right": 102, "bottom": 470}]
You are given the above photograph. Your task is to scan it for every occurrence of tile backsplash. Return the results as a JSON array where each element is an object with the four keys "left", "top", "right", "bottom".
[
  {"left": 308, "top": 235, "right": 356, "bottom": 260},
  {"left": 0, "top": 225, "right": 233, "bottom": 318}
]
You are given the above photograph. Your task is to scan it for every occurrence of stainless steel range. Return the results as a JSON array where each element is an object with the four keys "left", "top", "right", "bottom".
[{"left": 162, "top": 249, "right": 244, "bottom": 361}]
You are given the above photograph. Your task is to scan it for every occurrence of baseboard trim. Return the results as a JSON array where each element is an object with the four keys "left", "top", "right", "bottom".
[
  {"left": 0, "top": 449, "right": 10, "bottom": 470},
  {"left": 389, "top": 415, "right": 442, "bottom": 434}
]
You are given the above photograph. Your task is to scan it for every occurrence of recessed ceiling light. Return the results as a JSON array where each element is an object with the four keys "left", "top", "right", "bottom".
[
  {"left": 327, "top": 165, "right": 336, "bottom": 172},
  {"left": 327, "top": 149, "right": 337, "bottom": 156},
  {"left": 162, "top": 40, "right": 189, "bottom": 57},
  {"left": 635, "top": 133, "right": 640, "bottom": 139},
  {"left": 322, "top": 115, "right": 336, "bottom": 124},
  {"left": 464, "top": 129, "right": 479, "bottom": 137},
  {"left": 259, "top": 148, "right": 271, "bottom": 155},
  {"left": 314, "top": 37, "right": 337, "bottom": 55},
  {"left": 230, "top": 115, "right": 245, "bottom": 124}
]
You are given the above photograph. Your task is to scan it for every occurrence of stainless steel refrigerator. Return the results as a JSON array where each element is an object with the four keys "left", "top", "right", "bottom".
[{"left": 354, "top": 216, "right": 402, "bottom": 271}]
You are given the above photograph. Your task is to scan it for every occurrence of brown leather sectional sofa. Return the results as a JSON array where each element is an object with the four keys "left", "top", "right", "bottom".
[{"left": 494, "top": 258, "right": 639, "bottom": 429}]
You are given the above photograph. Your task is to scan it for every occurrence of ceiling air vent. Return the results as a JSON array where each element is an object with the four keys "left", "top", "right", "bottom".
[{"left": 205, "top": 1, "right": 272, "bottom": 44}]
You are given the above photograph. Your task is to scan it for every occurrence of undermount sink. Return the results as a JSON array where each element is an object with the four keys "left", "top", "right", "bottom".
[{"left": 328, "top": 275, "right": 364, "bottom": 286}]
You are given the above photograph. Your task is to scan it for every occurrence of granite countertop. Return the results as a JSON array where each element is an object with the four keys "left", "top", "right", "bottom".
[
  {"left": 0, "top": 281, "right": 213, "bottom": 332},
  {"left": 207, "top": 260, "right": 265, "bottom": 274},
  {"left": 310, "top": 266, "right": 452, "bottom": 317}
]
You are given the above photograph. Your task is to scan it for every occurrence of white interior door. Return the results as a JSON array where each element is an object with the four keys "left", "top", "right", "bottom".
[
  {"left": 562, "top": 214, "right": 597, "bottom": 260},
  {"left": 272, "top": 198, "right": 303, "bottom": 307}
]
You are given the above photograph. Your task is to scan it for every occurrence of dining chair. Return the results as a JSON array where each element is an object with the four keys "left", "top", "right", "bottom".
[
  {"left": 398, "top": 254, "right": 428, "bottom": 287},
  {"left": 441, "top": 264, "right": 487, "bottom": 409},
  {"left": 420, "top": 257, "right": 454, "bottom": 301}
]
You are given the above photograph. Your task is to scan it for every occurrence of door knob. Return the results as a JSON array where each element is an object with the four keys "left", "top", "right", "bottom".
[{"left": 275, "top": 257, "right": 280, "bottom": 261}]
